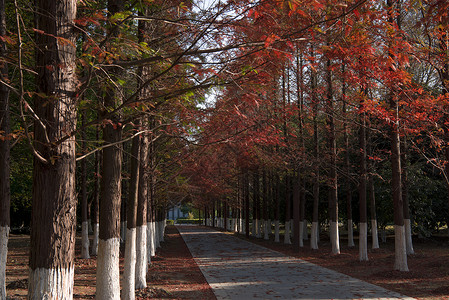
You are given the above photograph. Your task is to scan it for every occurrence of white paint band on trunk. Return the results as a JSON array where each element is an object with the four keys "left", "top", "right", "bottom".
[
  {"left": 394, "top": 224, "right": 409, "bottom": 271},
  {"left": 92, "top": 223, "right": 99, "bottom": 256},
  {"left": 146, "top": 222, "right": 152, "bottom": 265},
  {"left": 96, "top": 238, "right": 120, "bottom": 300},
  {"left": 404, "top": 218, "right": 414, "bottom": 255},
  {"left": 330, "top": 221, "right": 340, "bottom": 255},
  {"left": 0, "top": 226, "right": 9, "bottom": 300},
  {"left": 135, "top": 225, "right": 147, "bottom": 289},
  {"left": 81, "top": 221, "right": 90, "bottom": 259},
  {"left": 28, "top": 265, "right": 74, "bottom": 300},
  {"left": 123, "top": 228, "right": 136, "bottom": 300},
  {"left": 359, "top": 222, "right": 368, "bottom": 261}
]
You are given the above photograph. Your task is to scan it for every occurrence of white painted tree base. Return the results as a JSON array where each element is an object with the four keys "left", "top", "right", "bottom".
[
  {"left": 96, "top": 238, "right": 120, "bottom": 300},
  {"left": 123, "top": 228, "right": 136, "bottom": 300},
  {"left": 28, "top": 265, "right": 74, "bottom": 300},
  {"left": 284, "top": 221, "right": 291, "bottom": 244},
  {"left": 347, "top": 219, "right": 355, "bottom": 247},
  {"left": 330, "top": 221, "right": 340, "bottom": 255},
  {"left": 371, "top": 219, "right": 379, "bottom": 249},
  {"left": 394, "top": 225, "right": 409, "bottom": 271},
  {"left": 404, "top": 219, "right": 414, "bottom": 255},
  {"left": 146, "top": 222, "right": 152, "bottom": 265},
  {"left": 359, "top": 222, "right": 368, "bottom": 261},
  {"left": 158, "top": 220, "right": 165, "bottom": 243},
  {"left": 149, "top": 222, "right": 156, "bottom": 257},
  {"left": 135, "top": 225, "right": 147, "bottom": 289},
  {"left": 81, "top": 221, "right": 90, "bottom": 259},
  {"left": 310, "top": 222, "right": 318, "bottom": 250},
  {"left": 0, "top": 226, "right": 8, "bottom": 300},
  {"left": 92, "top": 223, "right": 99, "bottom": 256},
  {"left": 274, "top": 220, "right": 280, "bottom": 242}
]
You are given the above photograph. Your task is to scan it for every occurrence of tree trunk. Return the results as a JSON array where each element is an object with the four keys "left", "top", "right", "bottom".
[
  {"left": 326, "top": 54, "right": 339, "bottom": 255},
  {"left": 342, "top": 64, "right": 354, "bottom": 248},
  {"left": 401, "top": 139, "right": 414, "bottom": 254},
  {"left": 274, "top": 173, "right": 280, "bottom": 242},
  {"left": 252, "top": 171, "right": 258, "bottom": 236},
  {"left": 310, "top": 46, "right": 319, "bottom": 250},
  {"left": 29, "top": 0, "right": 78, "bottom": 298},
  {"left": 91, "top": 127, "right": 101, "bottom": 256},
  {"left": 284, "top": 175, "right": 292, "bottom": 244},
  {"left": 147, "top": 120, "right": 156, "bottom": 260},
  {"left": 262, "top": 170, "right": 269, "bottom": 240},
  {"left": 387, "top": 0, "right": 408, "bottom": 272},
  {"left": 136, "top": 120, "right": 149, "bottom": 289},
  {"left": 123, "top": 125, "right": 140, "bottom": 300},
  {"left": 96, "top": 2, "right": 124, "bottom": 298},
  {"left": 359, "top": 100, "right": 368, "bottom": 261},
  {"left": 0, "top": 0, "right": 10, "bottom": 297},
  {"left": 80, "top": 111, "right": 90, "bottom": 259},
  {"left": 368, "top": 129, "right": 379, "bottom": 249},
  {"left": 245, "top": 172, "right": 250, "bottom": 238}
]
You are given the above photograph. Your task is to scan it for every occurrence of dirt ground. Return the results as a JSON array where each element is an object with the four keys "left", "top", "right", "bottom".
[
  {"left": 6, "top": 226, "right": 215, "bottom": 300},
  {"left": 5, "top": 225, "right": 449, "bottom": 299}
]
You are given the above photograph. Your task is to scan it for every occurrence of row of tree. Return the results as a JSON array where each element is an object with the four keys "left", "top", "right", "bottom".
[
  {"left": 184, "top": 0, "right": 449, "bottom": 275},
  {"left": 0, "top": 0, "right": 448, "bottom": 298}
]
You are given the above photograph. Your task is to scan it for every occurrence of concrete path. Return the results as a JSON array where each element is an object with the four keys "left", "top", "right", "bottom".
[{"left": 177, "top": 225, "right": 414, "bottom": 300}]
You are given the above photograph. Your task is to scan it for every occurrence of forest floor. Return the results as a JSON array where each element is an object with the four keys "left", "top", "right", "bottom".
[{"left": 5, "top": 225, "right": 449, "bottom": 299}]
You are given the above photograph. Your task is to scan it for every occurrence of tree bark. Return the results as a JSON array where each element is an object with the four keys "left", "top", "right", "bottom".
[
  {"left": 91, "top": 127, "right": 101, "bottom": 256},
  {"left": 359, "top": 98, "right": 368, "bottom": 261},
  {"left": 29, "top": 0, "right": 78, "bottom": 298},
  {"left": 0, "top": 0, "right": 10, "bottom": 297},
  {"left": 80, "top": 111, "right": 90, "bottom": 259},
  {"left": 402, "top": 139, "right": 414, "bottom": 254},
  {"left": 136, "top": 125, "right": 149, "bottom": 289},
  {"left": 368, "top": 129, "right": 379, "bottom": 249},
  {"left": 274, "top": 173, "right": 280, "bottom": 242},
  {"left": 310, "top": 46, "right": 319, "bottom": 250},
  {"left": 342, "top": 64, "right": 354, "bottom": 248},
  {"left": 123, "top": 123, "right": 140, "bottom": 300},
  {"left": 284, "top": 174, "right": 292, "bottom": 244},
  {"left": 262, "top": 170, "right": 269, "bottom": 240},
  {"left": 96, "top": 1, "right": 124, "bottom": 298},
  {"left": 387, "top": 0, "right": 408, "bottom": 272},
  {"left": 326, "top": 54, "right": 339, "bottom": 255}
]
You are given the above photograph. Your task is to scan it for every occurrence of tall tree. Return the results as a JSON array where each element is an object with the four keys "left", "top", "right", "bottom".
[
  {"left": 123, "top": 125, "right": 140, "bottom": 300},
  {"left": 136, "top": 121, "right": 149, "bottom": 289},
  {"left": 359, "top": 92, "right": 368, "bottom": 261},
  {"left": 386, "top": 0, "right": 408, "bottom": 272},
  {"left": 0, "top": 0, "right": 10, "bottom": 297},
  {"left": 326, "top": 50, "right": 340, "bottom": 255},
  {"left": 28, "top": 0, "right": 78, "bottom": 297},
  {"left": 96, "top": 0, "right": 124, "bottom": 297},
  {"left": 80, "top": 111, "right": 90, "bottom": 259}
]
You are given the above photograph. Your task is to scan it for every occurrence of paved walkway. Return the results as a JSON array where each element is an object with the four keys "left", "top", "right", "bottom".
[{"left": 177, "top": 225, "right": 414, "bottom": 300}]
